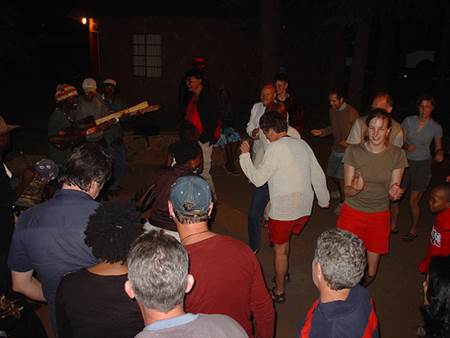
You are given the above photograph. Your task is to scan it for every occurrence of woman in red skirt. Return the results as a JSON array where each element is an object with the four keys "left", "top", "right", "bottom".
[{"left": 337, "top": 109, "right": 408, "bottom": 286}]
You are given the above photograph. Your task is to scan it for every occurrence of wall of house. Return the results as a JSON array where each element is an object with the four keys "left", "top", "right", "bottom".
[{"left": 97, "top": 16, "right": 262, "bottom": 131}]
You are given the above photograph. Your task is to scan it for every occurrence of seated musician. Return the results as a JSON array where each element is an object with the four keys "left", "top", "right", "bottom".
[
  {"left": 48, "top": 84, "right": 79, "bottom": 166},
  {"left": 72, "top": 78, "right": 110, "bottom": 145}
]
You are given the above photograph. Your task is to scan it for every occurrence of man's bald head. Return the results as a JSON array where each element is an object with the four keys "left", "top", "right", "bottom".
[
  {"left": 260, "top": 84, "right": 276, "bottom": 107},
  {"left": 371, "top": 92, "right": 393, "bottom": 113}
]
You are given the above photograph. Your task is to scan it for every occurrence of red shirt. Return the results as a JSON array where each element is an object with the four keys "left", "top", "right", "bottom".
[
  {"left": 185, "top": 235, "right": 275, "bottom": 338},
  {"left": 419, "top": 208, "right": 450, "bottom": 273},
  {"left": 185, "top": 96, "right": 203, "bottom": 135}
]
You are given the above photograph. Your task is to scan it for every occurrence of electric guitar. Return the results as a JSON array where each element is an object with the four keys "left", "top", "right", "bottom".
[{"left": 48, "top": 101, "right": 160, "bottom": 148}]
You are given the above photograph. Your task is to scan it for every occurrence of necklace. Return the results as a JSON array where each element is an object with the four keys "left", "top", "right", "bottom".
[{"left": 180, "top": 230, "right": 210, "bottom": 244}]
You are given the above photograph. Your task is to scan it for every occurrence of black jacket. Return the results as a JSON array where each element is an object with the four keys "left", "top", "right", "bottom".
[{"left": 187, "top": 87, "right": 220, "bottom": 144}]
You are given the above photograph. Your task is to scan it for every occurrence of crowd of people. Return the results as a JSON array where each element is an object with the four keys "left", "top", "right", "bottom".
[{"left": 0, "top": 55, "right": 449, "bottom": 338}]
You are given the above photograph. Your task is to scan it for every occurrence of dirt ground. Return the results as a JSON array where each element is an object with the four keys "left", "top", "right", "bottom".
[{"left": 31, "top": 134, "right": 449, "bottom": 338}]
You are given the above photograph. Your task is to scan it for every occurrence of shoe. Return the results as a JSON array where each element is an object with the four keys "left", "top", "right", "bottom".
[
  {"left": 362, "top": 274, "right": 375, "bottom": 287},
  {"left": 270, "top": 287, "right": 286, "bottom": 304},
  {"left": 330, "top": 190, "right": 341, "bottom": 200},
  {"left": 272, "top": 273, "right": 290, "bottom": 284},
  {"left": 390, "top": 227, "right": 399, "bottom": 234},
  {"left": 401, "top": 232, "right": 418, "bottom": 242}
]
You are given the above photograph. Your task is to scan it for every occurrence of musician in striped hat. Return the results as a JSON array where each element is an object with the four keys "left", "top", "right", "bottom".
[{"left": 47, "top": 84, "right": 79, "bottom": 165}]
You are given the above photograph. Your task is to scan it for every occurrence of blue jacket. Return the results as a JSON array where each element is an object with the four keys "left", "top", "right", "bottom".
[{"left": 296, "top": 285, "right": 379, "bottom": 338}]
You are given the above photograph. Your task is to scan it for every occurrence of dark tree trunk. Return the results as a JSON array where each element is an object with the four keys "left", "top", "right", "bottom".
[
  {"left": 347, "top": 19, "right": 370, "bottom": 110},
  {"left": 435, "top": 4, "right": 450, "bottom": 106},
  {"left": 260, "top": 0, "right": 280, "bottom": 83},
  {"left": 372, "top": 17, "right": 396, "bottom": 93}
]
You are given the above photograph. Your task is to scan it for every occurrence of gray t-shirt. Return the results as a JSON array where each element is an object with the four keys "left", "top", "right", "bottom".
[
  {"left": 401, "top": 115, "right": 443, "bottom": 161},
  {"left": 135, "top": 313, "right": 248, "bottom": 338}
]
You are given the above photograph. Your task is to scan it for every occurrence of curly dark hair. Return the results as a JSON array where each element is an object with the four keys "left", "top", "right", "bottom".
[
  {"left": 84, "top": 201, "right": 144, "bottom": 264},
  {"left": 421, "top": 256, "right": 450, "bottom": 337}
]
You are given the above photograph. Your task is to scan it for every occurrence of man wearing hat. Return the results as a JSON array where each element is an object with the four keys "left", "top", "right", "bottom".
[
  {"left": 74, "top": 78, "right": 109, "bottom": 121},
  {"left": 71, "top": 78, "right": 110, "bottom": 144},
  {"left": 178, "top": 56, "right": 210, "bottom": 118},
  {"left": 0, "top": 117, "right": 35, "bottom": 292},
  {"left": 184, "top": 69, "right": 220, "bottom": 198},
  {"left": 168, "top": 176, "right": 275, "bottom": 338},
  {"left": 48, "top": 83, "right": 79, "bottom": 165},
  {"left": 0, "top": 116, "right": 20, "bottom": 293}
]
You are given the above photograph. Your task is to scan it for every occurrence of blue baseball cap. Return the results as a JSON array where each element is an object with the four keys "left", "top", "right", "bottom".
[{"left": 170, "top": 176, "right": 212, "bottom": 216}]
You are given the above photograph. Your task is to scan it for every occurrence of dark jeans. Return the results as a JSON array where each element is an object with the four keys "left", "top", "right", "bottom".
[{"left": 248, "top": 183, "right": 270, "bottom": 251}]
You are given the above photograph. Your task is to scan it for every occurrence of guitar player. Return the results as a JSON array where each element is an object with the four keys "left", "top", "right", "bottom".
[{"left": 47, "top": 83, "right": 79, "bottom": 165}]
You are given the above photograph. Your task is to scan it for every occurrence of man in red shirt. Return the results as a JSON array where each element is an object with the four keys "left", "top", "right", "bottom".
[
  {"left": 419, "top": 183, "right": 450, "bottom": 273},
  {"left": 168, "top": 176, "right": 275, "bottom": 338}
]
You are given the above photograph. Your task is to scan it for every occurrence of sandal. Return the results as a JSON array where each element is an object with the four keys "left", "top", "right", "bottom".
[
  {"left": 270, "top": 287, "right": 286, "bottom": 304},
  {"left": 401, "top": 232, "right": 418, "bottom": 242}
]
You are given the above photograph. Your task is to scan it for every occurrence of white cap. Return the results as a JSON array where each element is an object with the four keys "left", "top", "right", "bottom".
[{"left": 82, "top": 78, "right": 97, "bottom": 92}]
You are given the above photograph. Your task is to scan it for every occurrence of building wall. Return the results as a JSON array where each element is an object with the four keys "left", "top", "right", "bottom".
[{"left": 97, "top": 16, "right": 261, "bottom": 130}]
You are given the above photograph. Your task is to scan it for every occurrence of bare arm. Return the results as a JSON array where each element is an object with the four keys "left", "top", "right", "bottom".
[
  {"left": 434, "top": 137, "right": 444, "bottom": 162},
  {"left": 388, "top": 168, "right": 405, "bottom": 201},
  {"left": 12, "top": 270, "right": 46, "bottom": 302}
]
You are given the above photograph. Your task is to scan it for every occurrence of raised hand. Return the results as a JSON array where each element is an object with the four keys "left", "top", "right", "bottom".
[
  {"left": 251, "top": 128, "right": 260, "bottom": 139},
  {"left": 350, "top": 170, "right": 365, "bottom": 192},
  {"left": 240, "top": 140, "right": 251, "bottom": 154}
]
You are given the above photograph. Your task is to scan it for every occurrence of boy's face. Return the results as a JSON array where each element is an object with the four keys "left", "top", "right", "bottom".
[{"left": 429, "top": 188, "right": 450, "bottom": 213}]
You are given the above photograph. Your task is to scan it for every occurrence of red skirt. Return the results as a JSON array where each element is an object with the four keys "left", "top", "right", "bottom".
[{"left": 337, "top": 203, "right": 390, "bottom": 254}]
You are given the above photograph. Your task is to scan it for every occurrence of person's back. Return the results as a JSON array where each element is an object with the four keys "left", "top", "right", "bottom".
[
  {"left": 145, "top": 165, "right": 193, "bottom": 231},
  {"left": 298, "top": 285, "right": 378, "bottom": 337},
  {"left": 57, "top": 270, "right": 143, "bottom": 338},
  {"left": 56, "top": 201, "right": 144, "bottom": 338},
  {"left": 258, "top": 137, "right": 328, "bottom": 220},
  {"left": 135, "top": 313, "right": 247, "bottom": 338},
  {"left": 184, "top": 235, "right": 273, "bottom": 338},
  {"left": 8, "top": 143, "right": 112, "bottom": 332},
  {"left": 9, "top": 189, "right": 98, "bottom": 316},
  {"left": 297, "top": 229, "right": 379, "bottom": 338}
]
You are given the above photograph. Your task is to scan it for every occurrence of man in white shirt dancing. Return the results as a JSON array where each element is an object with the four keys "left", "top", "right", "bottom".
[{"left": 240, "top": 111, "right": 330, "bottom": 303}]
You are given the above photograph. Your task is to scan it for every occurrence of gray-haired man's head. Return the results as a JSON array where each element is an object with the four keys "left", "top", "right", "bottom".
[
  {"left": 313, "top": 229, "right": 366, "bottom": 290},
  {"left": 126, "top": 230, "right": 189, "bottom": 312}
]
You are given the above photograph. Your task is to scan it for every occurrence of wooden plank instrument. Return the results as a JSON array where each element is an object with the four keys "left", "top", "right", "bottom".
[{"left": 48, "top": 101, "right": 160, "bottom": 148}]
